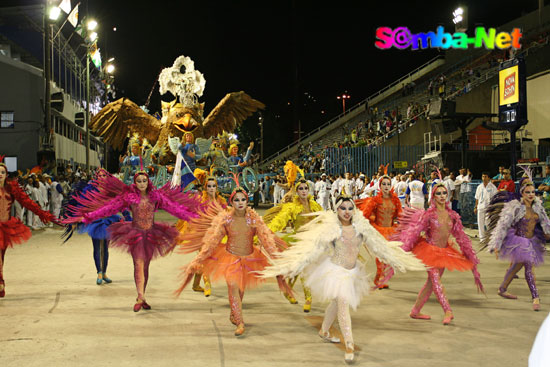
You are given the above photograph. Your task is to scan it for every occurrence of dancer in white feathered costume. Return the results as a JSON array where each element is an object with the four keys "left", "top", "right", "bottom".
[{"left": 259, "top": 196, "right": 424, "bottom": 364}]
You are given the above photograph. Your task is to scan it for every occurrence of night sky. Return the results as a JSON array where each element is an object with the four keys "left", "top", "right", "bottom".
[{"left": 5, "top": 0, "right": 543, "bottom": 155}]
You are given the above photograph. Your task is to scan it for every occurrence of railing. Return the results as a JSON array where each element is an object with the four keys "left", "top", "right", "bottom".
[{"left": 261, "top": 55, "right": 445, "bottom": 165}]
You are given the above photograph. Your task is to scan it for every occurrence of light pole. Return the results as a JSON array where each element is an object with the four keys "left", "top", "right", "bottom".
[
  {"left": 44, "top": 2, "right": 61, "bottom": 148},
  {"left": 258, "top": 112, "right": 264, "bottom": 162},
  {"left": 85, "top": 19, "right": 98, "bottom": 173},
  {"left": 337, "top": 93, "right": 350, "bottom": 115}
]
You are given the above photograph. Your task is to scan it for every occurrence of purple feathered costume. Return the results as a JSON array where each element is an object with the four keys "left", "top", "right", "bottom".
[{"left": 486, "top": 190, "right": 550, "bottom": 305}]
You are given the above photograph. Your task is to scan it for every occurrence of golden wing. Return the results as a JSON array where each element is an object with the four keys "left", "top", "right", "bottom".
[
  {"left": 90, "top": 98, "right": 163, "bottom": 150},
  {"left": 202, "top": 91, "right": 265, "bottom": 138}
]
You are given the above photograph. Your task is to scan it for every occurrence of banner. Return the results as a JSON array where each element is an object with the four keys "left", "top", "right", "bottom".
[
  {"left": 68, "top": 4, "right": 79, "bottom": 27},
  {"left": 59, "top": 0, "right": 71, "bottom": 14}
]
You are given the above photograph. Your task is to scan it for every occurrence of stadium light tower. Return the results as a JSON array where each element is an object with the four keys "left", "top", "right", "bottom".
[
  {"left": 337, "top": 93, "right": 351, "bottom": 115},
  {"left": 452, "top": 6, "right": 468, "bottom": 33}
]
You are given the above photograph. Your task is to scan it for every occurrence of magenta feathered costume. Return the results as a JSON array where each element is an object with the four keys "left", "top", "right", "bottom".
[
  {"left": 394, "top": 199, "right": 483, "bottom": 324},
  {"left": 75, "top": 176, "right": 203, "bottom": 260},
  {"left": 69, "top": 174, "right": 203, "bottom": 308}
]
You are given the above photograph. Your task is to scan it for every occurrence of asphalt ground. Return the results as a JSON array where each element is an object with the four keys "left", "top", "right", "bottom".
[{"left": 1, "top": 209, "right": 548, "bottom": 367}]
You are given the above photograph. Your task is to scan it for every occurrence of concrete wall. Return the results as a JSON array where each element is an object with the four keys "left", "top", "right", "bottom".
[{"left": 0, "top": 53, "right": 43, "bottom": 171}]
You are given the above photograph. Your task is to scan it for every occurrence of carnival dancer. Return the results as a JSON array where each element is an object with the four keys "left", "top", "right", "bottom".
[
  {"left": 484, "top": 166, "right": 550, "bottom": 311},
  {"left": 356, "top": 171, "right": 402, "bottom": 289},
  {"left": 65, "top": 169, "right": 203, "bottom": 311},
  {"left": 394, "top": 175, "right": 484, "bottom": 325},
  {"left": 175, "top": 174, "right": 227, "bottom": 296},
  {"left": 264, "top": 178, "right": 323, "bottom": 312},
  {"left": 259, "top": 195, "right": 424, "bottom": 363},
  {"left": 63, "top": 169, "right": 132, "bottom": 285},
  {"left": 175, "top": 181, "right": 291, "bottom": 337},
  {"left": 0, "top": 157, "right": 59, "bottom": 297}
]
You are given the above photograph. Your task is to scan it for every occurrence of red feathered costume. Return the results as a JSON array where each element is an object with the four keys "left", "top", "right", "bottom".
[
  {"left": 356, "top": 188, "right": 402, "bottom": 288},
  {"left": 0, "top": 179, "right": 58, "bottom": 297}
]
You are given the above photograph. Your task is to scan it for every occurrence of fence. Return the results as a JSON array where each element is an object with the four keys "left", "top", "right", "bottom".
[{"left": 324, "top": 145, "right": 424, "bottom": 176}]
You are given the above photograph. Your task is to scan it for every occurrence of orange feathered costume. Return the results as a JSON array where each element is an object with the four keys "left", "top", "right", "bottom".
[{"left": 355, "top": 189, "right": 402, "bottom": 288}]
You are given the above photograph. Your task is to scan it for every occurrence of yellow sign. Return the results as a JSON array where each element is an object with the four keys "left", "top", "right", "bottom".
[
  {"left": 393, "top": 161, "right": 408, "bottom": 168},
  {"left": 499, "top": 64, "right": 519, "bottom": 106}
]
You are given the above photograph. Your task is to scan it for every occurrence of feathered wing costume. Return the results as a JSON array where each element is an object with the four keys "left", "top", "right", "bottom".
[
  {"left": 356, "top": 187, "right": 402, "bottom": 288},
  {"left": 175, "top": 184, "right": 228, "bottom": 296},
  {"left": 63, "top": 171, "right": 132, "bottom": 284},
  {"left": 67, "top": 174, "right": 203, "bottom": 307},
  {"left": 259, "top": 210, "right": 423, "bottom": 360},
  {"left": 264, "top": 193, "right": 323, "bottom": 310},
  {"left": 0, "top": 177, "right": 59, "bottom": 297},
  {"left": 483, "top": 173, "right": 550, "bottom": 307},
  {"left": 393, "top": 201, "right": 483, "bottom": 323},
  {"left": 175, "top": 200, "right": 291, "bottom": 333}
]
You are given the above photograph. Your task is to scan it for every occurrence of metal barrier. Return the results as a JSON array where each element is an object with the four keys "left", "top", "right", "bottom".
[{"left": 324, "top": 145, "right": 424, "bottom": 176}]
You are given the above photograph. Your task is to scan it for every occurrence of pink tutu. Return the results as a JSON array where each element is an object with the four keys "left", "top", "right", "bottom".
[{"left": 107, "top": 221, "right": 179, "bottom": 260}]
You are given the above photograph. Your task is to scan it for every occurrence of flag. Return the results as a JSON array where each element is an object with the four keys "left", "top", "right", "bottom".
[
  {"left": 75, "top": 22, "right": 84, "bottom": 37},
  {"left": 180, "top": 157, "right": 197, "bottom": 190},
  {"left": 67, "top": 4, "right": 79, "bottom": 27},
  {"left": 59, "top": 0, "right": 71, "bottom": 14}
]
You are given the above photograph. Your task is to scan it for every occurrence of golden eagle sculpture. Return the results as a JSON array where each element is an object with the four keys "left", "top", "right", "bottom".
[{"left": 89, "top": 55, "right": 265, "bottom": 160}]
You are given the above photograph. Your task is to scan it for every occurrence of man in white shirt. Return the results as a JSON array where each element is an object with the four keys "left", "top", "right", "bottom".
[
  {"left": 340, "top": 172, "right": 355, "bottom": 196},
  {"left": 474, "top": 172, "right": 498, "bottom": 242},
  {"left": 49, "top": 176, "right": 64, "bottom": 219},
  {"left": 354, "top": 174, "right": 365, "bottom": 199},
  {"left": 455, "top": 168, "right": 472, "bottom": 215},
  {"left": 331, "top": 175, "right": 342, "bottom": 207},
  {"left": 443, "top": 173, "right": 455, "bottom": 203},
  {"left": 315, "top": 174, "right": 330, "bottom": 210},
  {"left": 406, "top": 174, "right": 427, "bottom": 209},
  {"left": 394, "top": 175, "right": 408, "bottom": 207}
]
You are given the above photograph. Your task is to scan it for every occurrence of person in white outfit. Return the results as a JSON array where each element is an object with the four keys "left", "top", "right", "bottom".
[
  {"left": 395, "top": 175, "right": 408, "bottom": 207},
  {"left": 474, "top": 172, "right": 497, "bottom": 242},
  {"left": 406, "top": 174, "right": 427, "bottom": 209},
  {"left": 315, "top": 174, "right": 330, "bottom": 210},
  {"left": 49, "top": 176, "right": 64, "bottom": 219},
  {"left": 24, "top": 177, "right": 35, "bottom": 227},
  {"left": 273, "top": 176, "right": 282, "bottom": 205},
  {"left": 340, "top": 172, "right": 355, "bottom": 197},
  {"left": 31, "top": 180, "right": 46, "bottom": 230}
]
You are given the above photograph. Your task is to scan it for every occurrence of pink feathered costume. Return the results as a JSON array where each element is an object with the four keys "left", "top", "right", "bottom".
[
  {"left": 394, "top": 198, "right": 483, "bottom": 323},
  {"left": 70, "top": 175, "right": 203, "bottom": 304}
]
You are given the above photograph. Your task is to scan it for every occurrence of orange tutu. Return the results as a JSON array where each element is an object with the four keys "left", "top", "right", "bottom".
[
  {"left": 0, "top": 217, "right": 32, "bottom": 250},
  {"left": 202, "top": 244, "right": 269, "bottom": 291},
  {"left": 372, "top": 223, "right": 396, "bottom": 240},
  {"left": 412, "top": 240, "right": 474, "bottom": 271}
]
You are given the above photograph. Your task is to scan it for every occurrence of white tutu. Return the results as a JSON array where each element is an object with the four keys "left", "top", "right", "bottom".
[{"left": 304, "top": 257, "right": 370, "bottom": 310}]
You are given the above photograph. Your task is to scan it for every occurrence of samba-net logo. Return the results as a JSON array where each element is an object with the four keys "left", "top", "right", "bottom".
[{"left": 375, "top": 26, "right": 522, "bottom": 50}]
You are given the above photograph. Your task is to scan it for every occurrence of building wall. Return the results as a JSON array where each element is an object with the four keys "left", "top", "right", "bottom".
[{"left": 0, "top": 54, "right": 43, "bottom": 170}]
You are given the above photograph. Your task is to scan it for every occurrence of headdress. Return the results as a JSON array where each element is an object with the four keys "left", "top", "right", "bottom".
[
  {"left": 518, "top": 164, "right": 534, "bottom": 193},
  {"left": 294, "top": 178, "right": 309, "bottom": 191},
  {"left": 378, "top": 163, "right": 391, "bottom": 183},
  {"left": 158, "top": 55, "right": 206, "bottom": 109},
  {"left": 0, "top": 155, "right": 6, "bottom": 171},
  {"left": 133, "top": 156, "right": 149, "bottom": 182},
  {"left": 228, "top": 172, "right": 247, "bottom": 203},
  {"left": 334, "top": 194, "right": 355, "bottom": 211}
]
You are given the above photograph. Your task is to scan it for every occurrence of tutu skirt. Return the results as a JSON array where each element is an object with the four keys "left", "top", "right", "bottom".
[
  {"left": 0, "top": 217, "right": 32, "bottom": 250},
  {"left": 107, "top": 222, "right": 179, "bottom": 260},
  {"left": 202, "top": 244, "right": 269, "bottom": 292},
  {"left": 78, "top": 215, "right": 121, "bottom": 240},
  {"left": 304, "top": 257, "right": 370, "bottom": 311},
  {"left": 412, "top": 240, "right": 474, "bottom": 271},
  {"left": 498, "top": 228, "right": 545, "bottom": 266}
]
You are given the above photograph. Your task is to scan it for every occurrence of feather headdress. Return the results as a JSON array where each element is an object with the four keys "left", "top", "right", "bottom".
[{"left": 517, "top": 164, "right": 534, "bottom": 193}]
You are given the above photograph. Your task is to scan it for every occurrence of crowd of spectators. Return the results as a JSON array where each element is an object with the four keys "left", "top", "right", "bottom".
[{"left": 7, "top": 164, "right": 90, "bottom": 230}]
